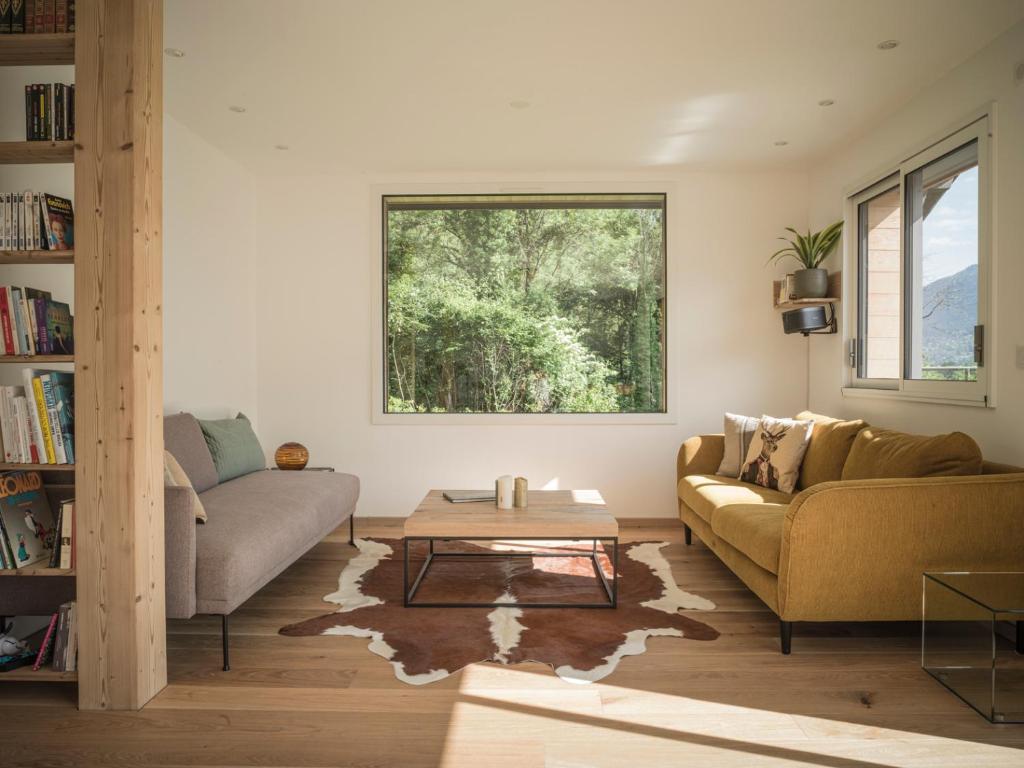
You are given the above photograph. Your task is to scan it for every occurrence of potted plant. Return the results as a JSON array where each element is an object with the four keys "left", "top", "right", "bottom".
[{"left": 768, "top": 221, "right": 843, "bottom": 299}]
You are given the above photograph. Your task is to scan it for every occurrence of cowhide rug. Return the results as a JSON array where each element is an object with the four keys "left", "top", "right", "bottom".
[{"left": 279, "top": 538, "right": 718, "bottom": 685}]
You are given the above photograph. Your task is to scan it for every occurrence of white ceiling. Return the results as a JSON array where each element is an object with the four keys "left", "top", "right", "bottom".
[{"left": 164, "top": 0, "right": 1024, "bottom": 174}]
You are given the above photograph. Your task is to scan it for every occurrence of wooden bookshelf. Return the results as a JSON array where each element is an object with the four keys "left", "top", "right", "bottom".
[
  {"left": 0, "top": 33, "right": 75, "bottom": 67},
  {"left": 0, "top": 140, "right": 74, "bottom": 165},
  {"left": 0, "top": 250, "right": 74, "bottom": 265},
  {"left": 0, "top": 354, "right": 74, "bottom": 363},
  {"left": 0, "top": 667, "right": 77, "bottom": 682}
]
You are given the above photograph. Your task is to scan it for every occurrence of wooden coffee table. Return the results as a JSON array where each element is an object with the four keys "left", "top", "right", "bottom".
[{"left": 403, "top": 489, "right": 619, "bottom": 608}]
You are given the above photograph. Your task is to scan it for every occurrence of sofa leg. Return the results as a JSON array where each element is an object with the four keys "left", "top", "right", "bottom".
[
  {"left": 780, "top": 620, "right": 792, "bottom": 655},
  {"left": 349, "top": 515, "right": 355, "bottom": 546},
  {"left": 221, "top": 614, "right": 231, "bottom": 672},
  {"left": 683, "top": 524, "right": 692, "bottom": 546}
]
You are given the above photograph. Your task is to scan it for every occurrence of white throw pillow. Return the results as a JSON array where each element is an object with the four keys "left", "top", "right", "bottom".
[
  {"left": 718, "top": 413, "right": 761, "bottom": 477},
  {"left": 739, "top": 415, "right": 814, "bottom": 494}
]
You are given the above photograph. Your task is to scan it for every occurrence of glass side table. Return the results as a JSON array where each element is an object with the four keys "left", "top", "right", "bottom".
[{"left": 922, "top": 572, "right": 1024, "bottom": 723}]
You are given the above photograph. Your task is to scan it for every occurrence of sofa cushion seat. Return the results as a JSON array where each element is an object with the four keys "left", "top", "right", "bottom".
[
  {"left": 194, "top": 470, "right": 359, "bottom": 614},
  {"left": 677, "top": 474, "right": 793, "bottom": 525},
  {"left": 711, "top": 503, "right": 787, "bottom": 574}
]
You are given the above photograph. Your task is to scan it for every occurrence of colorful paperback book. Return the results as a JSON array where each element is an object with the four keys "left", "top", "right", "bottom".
[
  {"left": 32, "top": 612, "right": 59, "bottom": 670},
  {"left": 40, "top": 194, "right": 73, "bottom": 251},
  {"left": 21, "top": 368, "right": 47, "bottom": 465},
  {"left": 58, "top": 499, "right": 72, "bottom": 570},
  {"left": 45, "top": 301, "right": 72, "bottom": 354},
  {"left": 40, "top": 374, "right": 66, "bottom": 464},
  {"left": 0, "top": 471, "right": 55, "bottom": 569},
  {"left": 49, "top": 371, "right": 73, "bottom": 464},
  {"left": 31, "top": 376, "right": 56, "bottom": 464}
]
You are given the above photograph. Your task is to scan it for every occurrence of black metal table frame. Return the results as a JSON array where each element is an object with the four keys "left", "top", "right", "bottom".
[{"left": 403, "top": 535, "right": 618, "bottom": 608}]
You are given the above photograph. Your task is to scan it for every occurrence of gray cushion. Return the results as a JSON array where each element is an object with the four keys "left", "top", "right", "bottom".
[
  {"left": 194, "top": 470, "right": 359, "bottom": 614},
  {"left": 199, "top": 413, "right": 266, "bottom": 483},
  {"left": 164, "top": 413, "right": 219, "bottom": 493}
]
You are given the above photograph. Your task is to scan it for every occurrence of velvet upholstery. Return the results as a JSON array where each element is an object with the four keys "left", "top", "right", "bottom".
[{"left": 794, "top": 411, "right": 866, "bottom": 490}]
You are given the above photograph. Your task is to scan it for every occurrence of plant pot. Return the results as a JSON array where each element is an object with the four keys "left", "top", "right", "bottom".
[{"left": 793, "top": 268, "right": 828, "bottom": 299}]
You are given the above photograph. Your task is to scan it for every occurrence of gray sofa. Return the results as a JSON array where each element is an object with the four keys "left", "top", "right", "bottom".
[{"left": 164, "top": 413, "right": 359, "bottom": 670}]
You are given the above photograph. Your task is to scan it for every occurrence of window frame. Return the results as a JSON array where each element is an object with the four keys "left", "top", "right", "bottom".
[
  {"left": 843, "top": 115, "right": 993, "bottom": 407},
  {"left": 369, "top": 181, "right": 680, "bottom": 426}
]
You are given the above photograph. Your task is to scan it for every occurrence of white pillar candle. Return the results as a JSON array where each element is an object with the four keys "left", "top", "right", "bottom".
[{"left": 496, "top": 475, "right": 515, "bottom": 510}]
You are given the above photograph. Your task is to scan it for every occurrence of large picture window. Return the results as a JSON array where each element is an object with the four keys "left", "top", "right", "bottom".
[
  {"left": 847, "top": 118, "right": 990, "bottom": 403},
  {"left": 383, "top": 194, "right": 667, "bottom": 414}
]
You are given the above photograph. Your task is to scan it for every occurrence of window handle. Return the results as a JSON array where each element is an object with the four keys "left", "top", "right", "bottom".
[
  {"left": 848, "top": 339, "right": 858, "bottom": 369},
  {"left": 974, "top": 325, "right": 984, "bottom": 367}
]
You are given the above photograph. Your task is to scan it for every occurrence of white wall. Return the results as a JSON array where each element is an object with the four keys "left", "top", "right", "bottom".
[
  {"left": 251, "top": 171, "right": 809, "bottom": 517},
  {"left": 806, "top": 21, "right": 1024, "bottom": 464},
  {"left": 163, "top": 115, "right": 258, "bottom": 422}
]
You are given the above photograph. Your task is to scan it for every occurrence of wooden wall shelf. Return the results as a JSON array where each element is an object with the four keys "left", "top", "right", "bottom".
[
  {"left": 0, "top": 33, "right": 75, "bottom": 67},
  {"left": 773, "top": 271, "right": 842, "bottom": 311},
  {"left": 0, "top": 355, "right": 73, "bottom": 363},
  {"left": 0, "top": 668, "right": 77, "bottom": 682},
  {"left": 0, "top": 250, "right": 74, "bottom": 265},
  {"left": 0, "top": 141, "right": 74, "bottom": 165}
]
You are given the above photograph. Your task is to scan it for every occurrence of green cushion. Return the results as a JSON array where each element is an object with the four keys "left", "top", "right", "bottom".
[{"left": 198, "top": 413, "right": 266, "bottom": 483}]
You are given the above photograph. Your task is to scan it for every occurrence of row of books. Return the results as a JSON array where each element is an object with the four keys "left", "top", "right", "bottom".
[
  {"left": 0, "top": 285, "right": 74, "bottom": 355},
  {"left": 0, "top": 471, "right": 71, "bottom": 569},
  {"left": 0, "top": 0, "right": 74, "bottom": 33},
  {"left": 0, "top": 369, "right": 75, "bottom": 466},
  {"left": 1, "top": 191, "right": 74, "bottom": 251},
  {"left": 25, "top": 83, "right": 75, "bottom": 141}
]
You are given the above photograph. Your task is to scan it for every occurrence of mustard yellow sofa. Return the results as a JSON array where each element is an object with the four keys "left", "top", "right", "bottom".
[{"left": 676, "top": 412, "right": 1024, "bottom": 653}]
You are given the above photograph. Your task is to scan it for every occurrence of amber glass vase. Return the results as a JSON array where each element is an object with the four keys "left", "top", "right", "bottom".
[{"left": 275, "top": 442, "right": 309, "bottom": 470}]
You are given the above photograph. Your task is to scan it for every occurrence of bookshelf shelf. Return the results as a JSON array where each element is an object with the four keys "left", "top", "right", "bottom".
[
  {"left": 0, "top": 564, "right": 75, "bottom": 577},
  {"left": 0, "top": 33, "right": 76, "bottom": 67},
  {"left": 0, "top": 355, "right": 73, "bottom": 363},
  {"left": 0, "top": 140, "right": 74, "bottom": 165},
  {"left": 0, "top": 250, "right": 74, "bottom": 265},
  {"left": 0, "top": 667, "right": 77, "bottom": 682},
  {"left": 0, "top": 462, "right": 74, "bottom": 471}
]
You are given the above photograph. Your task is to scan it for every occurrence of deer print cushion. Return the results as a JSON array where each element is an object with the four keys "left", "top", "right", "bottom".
[{"left": 740, "top": 415, "right": 814, "bottom": 494}]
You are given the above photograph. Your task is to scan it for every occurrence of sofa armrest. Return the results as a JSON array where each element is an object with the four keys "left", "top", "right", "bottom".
[
  {"left": 677, "top": 434, "right": 724, "bottom": 481},
  {"left": 165, "top": 486, "right": 197, "bottom": 619},
  {"left": 778, "top": 473, "right": 1024, "bottom": 621}
]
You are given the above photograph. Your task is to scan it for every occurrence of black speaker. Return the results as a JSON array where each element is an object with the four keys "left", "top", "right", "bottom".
[{"left": 782, "top": 306, "right": 828, "bottom": 335}]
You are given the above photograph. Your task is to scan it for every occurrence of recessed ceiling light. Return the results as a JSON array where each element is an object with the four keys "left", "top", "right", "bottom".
[
  {"left": 274, "top": 144, "right": 289, "bottom": 150},
  {"left": 509, "top": 100, "right": 531, "bottom": 110},
  {"left": 774, "top": 140, "right": 789, "bottom": 147},
  {"left": 818, "top": 99, "right": 835, "bottom": 107},
  {"left": 164, "top": 48, "right": 185, "bottom": 58},
  {"left": 228, "top": 105, "right": 247, "bottom": 113},
  {"left": 877, "top": 39, "right": 900, "bottom": 50}
]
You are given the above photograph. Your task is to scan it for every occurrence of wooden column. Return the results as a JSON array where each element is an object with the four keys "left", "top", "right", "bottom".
[{"left": 75, "top": 0, "right": 166, "bottom": 710}]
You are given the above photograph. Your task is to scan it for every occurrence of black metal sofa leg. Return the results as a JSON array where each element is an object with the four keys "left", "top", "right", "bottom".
[
  {"left": 683, "top": 524, "right": 692, "bottom": 546},
  {"left": 780, "top": 620, "right": 793, "bottom": 655},
  {"left": 221, "top": 614, "right": 231, "bottom": 672},
  {"left": 349, "top": 515, "right": 355, "bottom": 546}
]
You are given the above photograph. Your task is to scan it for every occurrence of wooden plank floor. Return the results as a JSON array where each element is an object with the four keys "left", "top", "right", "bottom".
[{"left": 1, "top": 518, "right": 1022, "bottom": 767}]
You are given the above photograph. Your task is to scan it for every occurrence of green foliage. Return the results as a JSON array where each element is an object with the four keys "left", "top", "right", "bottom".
[
  {"left": 768, "top": 220, "right": 844, "bottom": 269},
  {"left": 386, "top": 205, "right": 664, "bottom": 414}
]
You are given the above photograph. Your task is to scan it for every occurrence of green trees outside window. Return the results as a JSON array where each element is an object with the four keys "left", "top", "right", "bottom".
[{"left": 384, "top": 194, "right": 666, "bottom": 414}]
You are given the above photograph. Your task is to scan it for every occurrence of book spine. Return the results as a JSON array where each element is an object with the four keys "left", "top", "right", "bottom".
[
  {"left": 48, "top": 505, "right": 62, "bottom": 567},
  {"left": 51, "top": 376, "right": 72, "bottom": 463},
  {"left": 11, "top": 0, "right": 24, "bottom": 33},
  {"left": 0, "top": 0, "right": 11, "bottom": 35},
  {"left": 32, "top": 376, "right": 55, "bottom": 463},
  {"left": 54, "top": 0, "right": 64, "bottom": 32},
  {"left": 2, "top": 193, "right": 8, "bottom": 250},
  {"left": 68, "top": 83, "right": 74, "bottom": 139},
  {"left": 9, "top": 288, "right": 23, "bottom": 355},
  {"left": 34, "top": 298, "right": 49, "bottom": 353},
  {"left": 42, "top": 0, "right": 52, "bottom": 32},
  {"left": 13, "top": 395, "right": 28, "bottom": 463},
  {"left": 59, "top": 501, "right": 72, "bottom": 569},
  {"left": 39, "top": 193, "right": 53, "bottom": 249},
  {"left": 44, "top": 83, "right": 52, "bottom": 141},
  {"left": 0, "top": 288, "right": 14, "bottom": 355},
  {"left": 40, "top": 375, "right": 65, "bottom": 463},
  {"left": 0, "top": 516, "right": 15, "bottom": 568},
  {"left": 67, "top": 0, "right": 72, "bottom": 32},
  {"left": 32, "top": 612, "right": 59, "bottom": 671},
  {"left": 55, "top": 83, "right": 64, "bottom": 141},
  {"left": 22, "top": 367, "right": 46, "bottom": 463},
  {"left": 20, "top": 295, "right": 36, "bottom": 354},
  {"left": 23, "top": 0, "right": 32, "bottom": 31},
  {"left": 32, "top": 0, "right": 41, "bottom": 34},
  {"left": 0, "top": 388, "right": 13, "bottom": 463},
  {"left": 24, "top": 86, "right": 32, "bottom": 142}
]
